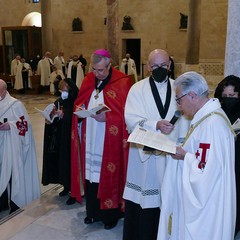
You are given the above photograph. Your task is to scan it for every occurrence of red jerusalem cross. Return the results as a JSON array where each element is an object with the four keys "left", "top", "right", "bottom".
[
  {"left": 16, "top": 116, "right": 28, "bottom": 136},
  {"left": 197, "top": 143, "right": 210, "bottom": 170}
]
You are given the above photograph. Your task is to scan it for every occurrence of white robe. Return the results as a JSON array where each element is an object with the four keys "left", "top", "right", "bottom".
[
  {"left": 123, "top": 77, "right": 190, "bottom": 208},
  {"left": 49, "top": 69, "right": 65, "bottom": 95},
  {"left": 11, "top": 59, "right": 20, "bottom": 76},
  {"left": 120, "top": 58, "right": 138, "bottom": 83},
  {"left": 157, "top": 98, "right": 236, "bottom": 240},
  {"left": 85, "top": 90, "right": 105, "bottom": 183},
  {"left": 14, "top": 62, "right": 32, "bottom": 90},
  {"left": 37, "top": 57, "right": 53, "bottom": 86},
  {"left": 67, "top": 60, "right": 84, "bottom": 89},
  {"left": 54, "top": 56, "right": 65, "bottom": 72},
  {"left": 0, "top": 92, "right": 41, "bottom": 208}
]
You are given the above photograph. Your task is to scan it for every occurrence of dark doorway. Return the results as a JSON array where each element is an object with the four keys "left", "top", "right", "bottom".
[
  {"left": 0, "top": 46, "right": 3, "bottom": 73},
  {"left": 2, "top": 26, "right": 42, "bottom": 74},
  {"left": 122, "top": 39, "right": 141, "bottom": 76}
]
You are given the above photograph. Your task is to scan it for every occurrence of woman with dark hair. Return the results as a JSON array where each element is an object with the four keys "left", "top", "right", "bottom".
[
  {"left": 42, "top": 78, "right": 79, "bottom": 205},
  {"left": 214, "top": 75, "right": 240, "bottom": 237}
]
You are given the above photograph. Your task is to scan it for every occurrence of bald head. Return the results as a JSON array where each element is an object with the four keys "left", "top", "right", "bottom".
[
  {"left": 147, "top": 49, "right": 170, "bottom": 71},
  {"left": 0, "top": 79, "right": 7, "bottom": 100},
  {"left": 45, "top": 51, "right": 51, "bottom": 58},
  {"left": 0, "top": 79, "right": 7, "bottom": 91},
  {"left": 126, "top": 53, "right": 131, "bottom": 59}
]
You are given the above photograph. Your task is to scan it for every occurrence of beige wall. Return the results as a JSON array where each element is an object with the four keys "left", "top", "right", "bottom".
[{"left": 0, "top": 0, "right": 227, "bottom": 72}]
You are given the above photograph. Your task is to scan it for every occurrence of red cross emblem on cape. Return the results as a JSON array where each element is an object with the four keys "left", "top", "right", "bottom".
[
  {"left": 195, "top": 143, "right": 210, "bottom": 170},
  {"left": 16, "top": 115, "right": 28, "bottom": 136}
]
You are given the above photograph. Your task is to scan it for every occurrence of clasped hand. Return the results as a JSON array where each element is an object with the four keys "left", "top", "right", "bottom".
[
  {"left": 171, "top": 146, "right": 186, "bottom": 160},
  {"left": 156, "top": 120, "right": 174, "bottom": 134},
  {"left": 55, "top": 109, "right": 64, "bottom": 118},
  {"left": 91, "top": 112, "right": 106, "bottom": 122}
]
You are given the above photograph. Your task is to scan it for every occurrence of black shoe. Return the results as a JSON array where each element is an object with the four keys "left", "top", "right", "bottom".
[
  {"left": 59, "top": 189, "right": 69, "bottom": 197},
  {"left": 9, "top": 201, "right": 19, "bottom": 214},
  {"left": 84, "top": 216, "right": 100, "bottom": 225},
  {"left": 66, "top": 197, "right": 76, "bottom": 205},
  {"left": 104, "top": 220, "right": 118, "bottom": 230}
]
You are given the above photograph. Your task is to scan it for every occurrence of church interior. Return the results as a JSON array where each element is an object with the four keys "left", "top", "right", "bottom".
[{"left": 0, "top": 0, "right": 238, "bottom": 239}]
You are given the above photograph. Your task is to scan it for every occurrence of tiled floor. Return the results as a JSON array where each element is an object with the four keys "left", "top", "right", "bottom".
[{"left": 0, "top": 93, "right": 123, "bottom": 240}]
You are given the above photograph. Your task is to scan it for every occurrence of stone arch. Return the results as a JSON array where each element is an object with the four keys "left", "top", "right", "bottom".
[{"left": 22, "top": 12, "right": 42, "bottom": 27}]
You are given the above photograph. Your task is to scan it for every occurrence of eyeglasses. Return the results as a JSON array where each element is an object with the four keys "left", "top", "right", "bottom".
[
  {"left": 150, "top": 61, "right": 169, "bottom": 71},
  {"left": 175, "top": 93, "right": 187, "bottom": 105},
  {"left": 91, "top": 64, "right": 110, "bottom": 74}
]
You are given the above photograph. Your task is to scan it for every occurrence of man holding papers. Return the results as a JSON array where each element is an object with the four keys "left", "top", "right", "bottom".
[
  {"left": 123, "top": 49, "right": 189, "bottom": 240},
  {"left": 71, "top": 49, "right": 132, "bottom": 229}
]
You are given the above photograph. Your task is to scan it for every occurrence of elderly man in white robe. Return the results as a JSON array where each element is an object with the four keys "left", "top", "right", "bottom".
[
  {"left": 49, "top": 65, "right": 65, "bottom": 95},
  {"left": 67, "top": 54, "right": 84, "bottom": 89},
  {"left": 54, "top": 51, "right": 66, "bottom": 75},
  {"left": 120, "top": 53, "right": 138, "bottom": 83},
  {"left": 37, "top": 51, "right": 53, "bottom": 87},
  {"left": 123, "top": 49, "right": 190, "bottom": 240},
  {"left": 0, "top": 79, "right": 40, "bottom": 213},
  {"left": 10, "top": 54, "right": 21, "bottom": 87},
  {"left": 11, "top": 55, "right": 21, "bottom": 76},
  {"left": 14, "top": 58, "right": 32, "bottom": 92},
  {"left": 157, "top": 71, "right": 236, "bottom": 240}
]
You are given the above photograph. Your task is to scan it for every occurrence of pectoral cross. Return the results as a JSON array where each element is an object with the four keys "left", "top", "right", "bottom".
[{"left": 94, "top": 89, "right": 99, "bottom": 99}]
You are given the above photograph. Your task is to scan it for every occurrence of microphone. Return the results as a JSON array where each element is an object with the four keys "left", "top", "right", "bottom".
[
  {"left": 169, "top": 110, "right": 182, "bottom": 125},
  {"left": 143, "top": 110, "right": 182, "bottom": 152}
]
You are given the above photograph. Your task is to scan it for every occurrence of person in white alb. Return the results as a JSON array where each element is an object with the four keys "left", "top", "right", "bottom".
[
  {"left": 37, "top": 51, "right": 53, "bottom": 87},
  {"left": 0, "top": 79, "right": 41, "bottom": 213},
  {"left": 122, "top": 49, "right": 190, "bottom": 240},
  {"left": 10, "top": 54, "right": 21, "bottom": 87},
  {"left": 67, "top": 54, "right": 84, "bottom": 89},
  {"left": 120, "top": 53, "right": 138, "bottom": 83},
  {"left": 11, "top": 54, "right": 21, "bottom": 77},
  {"left": 157, "top": 71, "right": 236, "bottom": 240},
  {"left": 54, "top": 51, "right": 66, "bottom": 75},
  {"left": 14, "top": 58, "right": 32, "bottom": 92},
  {"left": 49, "top": 65, "right": 65, "bottom": 95}
]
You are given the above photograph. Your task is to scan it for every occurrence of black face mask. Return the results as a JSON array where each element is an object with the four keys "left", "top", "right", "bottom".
[
  {"left": 222, "top": 97, "right": 240, "bottom": 112},
  {"left": 152, "top": 66, "right": 168, "bottom": 83}
]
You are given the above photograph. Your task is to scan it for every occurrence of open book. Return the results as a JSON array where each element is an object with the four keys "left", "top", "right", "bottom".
[
  {"left": 35, "top": 103, "right": 59, "bottom": 123},
  {"left": 127, "top": 126, "right": 176, "bottom": 154},
  {"left": 74, "top": 103, "right": 111, "bottom": 118},
  {"left": 232, "top": 118, "right": 240, "bottom": 134}
]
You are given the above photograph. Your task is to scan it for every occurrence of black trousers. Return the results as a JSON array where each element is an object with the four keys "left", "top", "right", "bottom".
[
  {"left": 85, "top": 180, "right": 123, "bottom": 225},
  {"left": 0, "top": 182, "right": 19, "bottom": 213},
  {"left": 123, "top": 200, "right": 160, "bottom": 240},
  {"left": 0, "top": 188, "right": 8, "bottom": 211}
]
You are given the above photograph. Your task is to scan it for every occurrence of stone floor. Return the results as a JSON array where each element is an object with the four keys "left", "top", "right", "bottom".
[{"left": 0, "top": 93, "right": 123, "bottom": 240}]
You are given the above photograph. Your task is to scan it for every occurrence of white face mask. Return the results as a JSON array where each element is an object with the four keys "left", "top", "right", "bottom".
[{"left": 61, "top": 91, "right": 69, "bottom": 100}]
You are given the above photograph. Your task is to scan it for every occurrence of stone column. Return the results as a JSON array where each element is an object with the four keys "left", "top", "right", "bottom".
[
  {"left": 224, "top": 0, "right": 240, "bottom": 77},
  {"left": 41, "top": 0, "right": 53, "bottom": 54},
  {"left": 185, "top": 0, "right": 201, "bottom": 65},
  {"left": 106, "top": 0, "right": 119, "bottom": 66}
]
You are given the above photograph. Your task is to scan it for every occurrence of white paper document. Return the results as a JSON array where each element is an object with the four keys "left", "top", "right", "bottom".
[
  {"left": 74, "top": 103, "right": 111, "bottom": 118},
  {"left": 128, "top": 126, "right": 176, "bottom": 154},
  {"left": 35, "top": 103, "right": 58, "bottom": 123}
]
